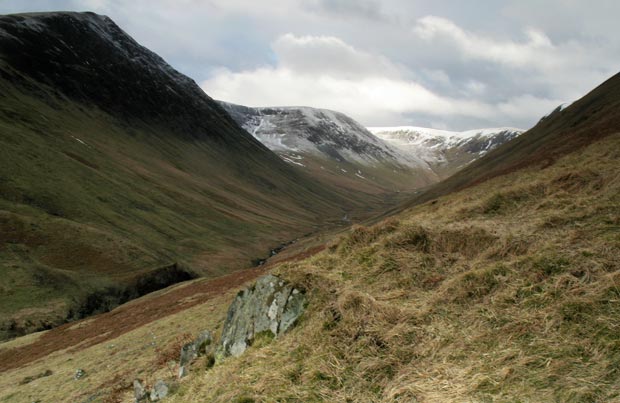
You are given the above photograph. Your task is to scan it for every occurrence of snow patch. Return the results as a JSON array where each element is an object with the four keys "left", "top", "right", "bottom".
[
  {"left": 71, "top": 135, "right": 90, "bottom": 147},
  {"left": 219, "top": 102, "right": 425, "bottom": 168},
  {"left": 369, "top": 126, "right": 523, "bottom": 165},
  {"left": 281, "top": 156, "right": 305, "bottom": 167}
]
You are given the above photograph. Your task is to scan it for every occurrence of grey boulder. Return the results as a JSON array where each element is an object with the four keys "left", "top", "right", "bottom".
[
  {"left": 133, "top": 379, "right": 148, "bottom": 402},
  {"left": 150, "top": 379, "right": 169, "bottom": 402},
  {"left": 218, "top": 274, "right": 306, "bottom": 358},
  {"left": 178, "top": 329, "right": 213, "bottom": 378}
]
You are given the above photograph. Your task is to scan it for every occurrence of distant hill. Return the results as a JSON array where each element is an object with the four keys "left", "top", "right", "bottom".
[
  {"left": 218, "top": 102, "right": 440, "bottom": 193},
  {"left": 369, "top": 126, "right": 523, "bottom": 179},
  {"left": 396, "top": 71, "right": 620, "bottom": 209}
]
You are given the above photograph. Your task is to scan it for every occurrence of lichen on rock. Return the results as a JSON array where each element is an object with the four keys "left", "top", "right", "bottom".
[
  {"left": 218, "top": 274, "right": 306, "bottom": 358},
  {"left": 178, "top": 330, "right": 212, "bottom": 378}
]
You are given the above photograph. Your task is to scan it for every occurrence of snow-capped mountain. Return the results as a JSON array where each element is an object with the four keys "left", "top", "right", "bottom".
[
  {"left": 218, "top": 101, "right": 523, "bottom": 189},
  {"left": 368, "top": 126, "right": 524, "bottom": 178},
  {"left": 218, "top": 102, "right": 438, "bottom": 192},
  {"left": 219, "top": 102, "right": 425, "bottom": 166}
]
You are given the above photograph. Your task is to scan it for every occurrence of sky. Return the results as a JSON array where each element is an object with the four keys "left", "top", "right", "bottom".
[{"left": 1, "top": 0, "right": 619, "bottom": 130}]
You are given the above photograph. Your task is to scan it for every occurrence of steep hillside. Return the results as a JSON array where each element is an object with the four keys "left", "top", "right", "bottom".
[
  {"left": 1, "top": 115, "right": 617, "bottom": 402},
  {"left": 218, "top": 102, "right": 439, "bottom": 192},
  {"left": 398, "top": 72, "right": 620, "bottom": 207},
  {"left": 177, "top": 132, "right": 616, "bottom": 403},
  {"left": 369, "top": 126, "right": 523, "bottom": 179},
  {"left": 0, "top": 12, "right": 381, "bottom": 339}
]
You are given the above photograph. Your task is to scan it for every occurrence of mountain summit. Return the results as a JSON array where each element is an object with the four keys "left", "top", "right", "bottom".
[
  {"left": 219, "top": 101, "right": 523, "bottom": 190},
  {"left": 218, "top": 102, "right": 439, "bottom": 192},
  {"left": 0, "top": 12, "right": 243, "bottom": 141}
]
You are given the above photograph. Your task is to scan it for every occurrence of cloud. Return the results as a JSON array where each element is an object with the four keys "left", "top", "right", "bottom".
[
  {"left": 272, "top": 33, "right": 402, "bottom": 79},
  {"left": 202, "top": 34, "right": 563, "bottom": 127},
  {"left": 303, "top": 0, "right": 389, "bottom": 21},
  {"left": 410, "top": 15, "right": 617, "bottom": 104},
  {"left": 1, "top": 0, "right": 618, "bottom": 129},
  {"left": 414, "top": 15, "right": 555, "bottom": 69}
]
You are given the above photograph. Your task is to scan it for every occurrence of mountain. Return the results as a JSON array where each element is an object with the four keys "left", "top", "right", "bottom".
[
  {"left": 369, "top": 126, "right": 524, "bottom": 179},
  {"left": 1, "top": 73, "right": 617, "bottom": 403},
  {"left": 218, "top": 101, "right": 523, "bottom": 190},
  {"left": 396, "top": 71, "right": 620, "bottom": 209},
  {"left": 218, "top": 102, "right": 439, "bottom": 192},
  {"left": 0, "top": 12, "right": 384, "bottom": 339}
]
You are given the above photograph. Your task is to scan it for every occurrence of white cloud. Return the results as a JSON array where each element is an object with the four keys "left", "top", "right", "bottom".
[
  {"left": 410, "top": 15, "right": 617, "bottom": 108},
  {"left": 272, "top": 33, "right": 402, "bottom": 79},
  {"left": 496, "top": 94, "right": 562, "bottom": 121},
  {"left": 422, "top": 69, "right": 451, "bottom": 87},
  {"left": 3, "top": 1, "right": 616, "bottom": 129},
  {"left": 413, "top": 16, "right": 556, "bottom": 69},
  {"left": 464, "top": 80, "right": 486, "bottom": 95},
  {"left": 202, "top": 34, "right": 562, "bottom": 127}
]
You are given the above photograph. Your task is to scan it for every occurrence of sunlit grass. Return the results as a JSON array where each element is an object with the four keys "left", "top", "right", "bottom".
[{"left": 1, "top": 133, "right": 618, "bottom": 401}]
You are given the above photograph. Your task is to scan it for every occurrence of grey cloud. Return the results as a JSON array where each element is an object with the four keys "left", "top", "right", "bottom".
[
  {"left": 272, "top": 33, "right": 404, "bottom": 79},
  {"left": 303, "top": 0, "right": 389, "bottom": 21},
  {"left": 0, "top": 0, "right": 618, "bottom": 130}
]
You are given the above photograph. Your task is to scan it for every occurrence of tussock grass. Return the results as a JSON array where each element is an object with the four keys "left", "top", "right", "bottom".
[
  {"left": 2, "top": 135, "right": 619, "bottom": 402},
  {"left": 161, "top": 134, "right": 620, "bottom": 403}
]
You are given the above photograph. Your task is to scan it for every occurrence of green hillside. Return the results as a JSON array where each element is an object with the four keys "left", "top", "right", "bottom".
[{"left": 0, "top": 12, "right": 392, "bottom": 339}]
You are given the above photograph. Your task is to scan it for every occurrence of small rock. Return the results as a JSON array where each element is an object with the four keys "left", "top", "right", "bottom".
[
  {"left": 178, "top": 365, "right": 189, "bottom": 379},
  {"left": 74, "top": 368, "right": 86, "bottom": 380},
  {"left": 178, "top": 329, "right": 213, "bottom": 378},
  {"left": 133, "top": 379, "right": 148, "bottom": 402},
  {"left": 150, "top": 379, "right": 169, "bottom": 402}
]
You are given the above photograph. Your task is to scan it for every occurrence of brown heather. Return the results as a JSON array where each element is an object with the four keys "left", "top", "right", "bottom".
[{"left": 1, "top": 138, "right": 618, "bottom": 402}]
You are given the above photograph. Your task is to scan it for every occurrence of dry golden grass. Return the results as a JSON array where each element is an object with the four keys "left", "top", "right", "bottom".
[
  {"left": 162, "top": 134, "right": 619, "bottom": 403},
  {"left": 0, "top": 287, "right": 236, "bottom": 403},
  {"left": 1, "top": 134, "right": 618, "bottom": 403}
]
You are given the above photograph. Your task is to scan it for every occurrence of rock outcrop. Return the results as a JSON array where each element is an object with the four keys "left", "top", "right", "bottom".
[
  {"left": 132, "top": 378, "right": 172, "bottom": 402},
  {"left": 178, "top": 330, "right": 213, "bottom": 378},
  {"left": 73, "top": 369, "right": 86, "bottom": 380},
  {"left": 218, "top": 274, "right": 306, "bottom": 358}
]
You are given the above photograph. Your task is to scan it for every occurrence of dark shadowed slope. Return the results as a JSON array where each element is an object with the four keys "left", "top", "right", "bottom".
[{"left": 0, "top": 12, "right": 380, "bottom": 339}]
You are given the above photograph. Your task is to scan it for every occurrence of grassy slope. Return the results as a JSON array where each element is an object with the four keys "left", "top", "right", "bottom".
[
  {"left": 0, "top": 71, "right": 389, "bottom": 338},
  {"left": 167, "top": 133, "right": 619, "bottom": 403},
  {"left": 2, "top": 133, "right": 616, "bottom": 403},
  {"left": 396, "top": 72, "right": 620, "bottom": 211},
  {"left": 287, "top": 153, "right": 435, "bottom": 196}
]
